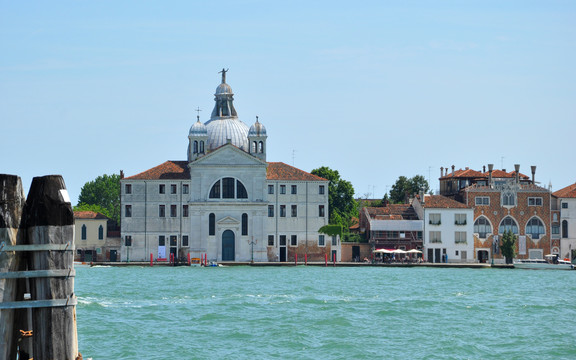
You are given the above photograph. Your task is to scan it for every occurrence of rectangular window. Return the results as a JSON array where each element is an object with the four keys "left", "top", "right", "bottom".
[
  {"left": 183, "top": 205, "right": 189, "bottom": 217},
  {"left": 268, "top": 205, "right": 274, "bottom": 217},
  {"left": 280, "top": 205, "right": 286, "bottom": 217},
  {"left": 171, "top": 184, "right": 177, "bottom": 194},
  {"left": 528, "top": 197, "right": 543, "bottom": 206},
  {"left": 159, "top": 184, "right": 165, "bottom": 194},
  {"left": 170, "top": 235, "right": 177, "bottom": 246},
  {"left": 429, "top": 231, "right": 441, "bottom": 243},
  {"left": 455, "top": 231, "right": 467, "bottom": 244},
  {"left": 319, "top": 205, "right": 325, "bottom": 217},
  {"left": 319, "top": 185, "right": 325, "bottom": 195},
  {"left": 552, "top": 225, "right": 560, "bottom": 235},
  {"left": 455, "top": 214, "right": 467, "bottom": 225},
  {"left": 125, "top": 235, "right": 132, "bottom": 246},
  {"left": 279, "top": 235, "right": 287, "bottom": 246},
  {"left": 475, "top": 196, "right": 490, "bottom": 206},
  {"left": 291, "top": 205, "right": 297, "bottom": 217},
  {"left": 158, "top": 235, "right": 165, "bottom": 246},
  {"left": 429, "top": 213, "right": 441, "bottom": 225},
  {"left": 319, "top": 234, "right": 325, "bottom": 246},
  {"left": 182, "top": 184, "right": 189, "bottom": 194},
  {"left": 291, "top": 235, "right": 297, "bottom": 246},
  {"left": 159, "top": 205, "right": 165, "bottom": 217},
  {"left": 268, "top": 235, "right": 274, "bottom": 246},
  {"left": 562, "top": 202, "right": 568, "bottom": 209},
  {"left": 125, "top": 184, "right": 132, "bottom": 194},
  {"left": 280, "top": 185, "right": 286, "bottom": 194},
  {"left": 125, "top": 205, "right": 132, "bottom": 217},
  {"left": 170, "top": 205, "right": 177, "bottom": 217},
  {"left": 291, "top": 185, "right": 297, "bottom": 194},
  {"left": 182, "top": 235, "right": 189, "bottom": 247},
  {"left": 268, "top": 185, "right": 274, "bottom": 194},
  {"left": 332, "top": 236, "right": 337, "bottom": 246}
]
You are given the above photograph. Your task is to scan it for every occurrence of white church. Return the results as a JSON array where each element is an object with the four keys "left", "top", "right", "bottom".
[{"left": 120, "top": 70, "right": 336, "bottom": 262}]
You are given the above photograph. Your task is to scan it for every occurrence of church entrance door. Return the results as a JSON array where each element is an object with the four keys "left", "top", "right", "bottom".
[{"left": 222, "top": 230, "right": 235, "bottom": 261}]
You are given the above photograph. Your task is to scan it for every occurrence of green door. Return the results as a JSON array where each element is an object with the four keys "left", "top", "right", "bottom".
[{"left": 222, "top": 230, "right": 235, "bottom": 261}]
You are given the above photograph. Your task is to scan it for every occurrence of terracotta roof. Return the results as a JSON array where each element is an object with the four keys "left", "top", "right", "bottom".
[
  {"left": 266, "top": 162, "right": 327, "bottom": 181},
  {"left": 553, "top": 182, "right": 576, "bottom": 198},
  {"left": 440, "top": 168, "right": 485, "bottom": 180},
  {"left": 124, "top": 161, "right": 190, "bottom": 180},
  {"left": 422, "top": 195, "right": 469, "bottom": 209},
  {"left": 365, "top": 205, "right": 418, "bottom": 220},
  {"left": 74, "top": 211, "right": 109, "bottom": 220}
]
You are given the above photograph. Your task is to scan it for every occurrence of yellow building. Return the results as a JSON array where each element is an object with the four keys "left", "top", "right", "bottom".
[{"left": 74, "top": 211, "right": 119, "bottom": 262}]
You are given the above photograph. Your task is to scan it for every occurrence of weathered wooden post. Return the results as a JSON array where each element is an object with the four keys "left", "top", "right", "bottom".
[
  {"left": 23, "top": 175, "right": 79, "bottom": 360},
  {"left": 0, "top": 174, "right": 26, "bottom": 360}
]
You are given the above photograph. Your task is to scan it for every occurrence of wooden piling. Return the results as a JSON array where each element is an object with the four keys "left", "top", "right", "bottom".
[
  {"left": 23, "top": 175, "right": 78, "bottom": 360},
  {"left": 0, "top": 174, "right": 26, "bottom": 360}
]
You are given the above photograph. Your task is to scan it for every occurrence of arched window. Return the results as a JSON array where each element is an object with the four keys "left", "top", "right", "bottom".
[
  {"left": 252, "top": 141, "right": 257, "bottom": 153},
  {"left": 499, "top": 216, "right": 518, "bottom": 234},
  {"left": 242, "top": 213, "right": 248, "bottom": 235},
  {"left": 526, "top": 217, "right": 545, "bottom": 239},
  {"left": 209, "top": 213, "right": 215, "bottom": 236},
  {"left": 200, "top": 141, "right": 205, "bottom": 153},
  {"left": 98, "top": 225, "right": 104, "bottom": 240},
  {"left": 81, "top": 225, "right": 87, "bottom": 240},
  {"left": 193, "top": 141, "right": 198, "bottom": 154},
  {"left": 259, "top": 141, "right": 264, "bottom": 153},
  {"left": 474, "top": 217, "right": 492, "bottom": 239},
  {"left": 209, "top": 178, "right": 248, "bottom": 199},
  {"left": 553, "top": 213, "right": 558, "bottom": 222},
  {"left": 562, "top": 220, "right": 569, "bottom": 238}
]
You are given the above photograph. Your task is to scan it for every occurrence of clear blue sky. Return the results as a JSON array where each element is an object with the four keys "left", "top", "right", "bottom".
[{"left": 1, "top": 0, "right": 575, "bottom": 204}]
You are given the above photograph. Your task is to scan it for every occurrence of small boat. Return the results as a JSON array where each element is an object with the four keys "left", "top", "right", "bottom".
[
  {"left": 514, "top": 255, "right": 574, "bottom": 270},
  {"left": 190, "top": 258, "right": 202, "bottom": 267}
]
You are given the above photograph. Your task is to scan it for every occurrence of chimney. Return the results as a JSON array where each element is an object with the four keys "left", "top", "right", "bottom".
[
  {"left": 488, "top": 164, "right": 494, "bottom": 186},
  {"left": 514, "top": 164, "right": 520, "bottom": 183},
  {"left": 440, "top": 167, "right": 444, "bottom": 177},
  {"left": 531, "top": 165, "right": 536, "bottom": 184},
  {"left": 120, "top": 170, "right": 124, "bottom": 179},
  {"left": 483, "top": 165, "right": 486, "bottom": 173},
  {"left": 451, "top": 165, "right": 455, "bottom": 176}
]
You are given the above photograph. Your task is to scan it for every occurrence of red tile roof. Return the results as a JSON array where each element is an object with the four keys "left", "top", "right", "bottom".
[
  {"left": 74, "top": 211, "right": 109, "bottom": 220},
  {"left": 124, "top": 161, "right": 190, "bottom": 180},
  {"left": 365, "top": 205, "right": 418, "bottom": 220},
  {"left": 440, "top": 167, "right": 529, "bottom": 180},
  {"left": 553, "top": 182, "right": 576, "bottom": 198},
  {"left": 266, "top": 162, "right": 327, "bottom": 181},
  {"left": 422, "top": 195, "right": 469, "bottom": 209}
]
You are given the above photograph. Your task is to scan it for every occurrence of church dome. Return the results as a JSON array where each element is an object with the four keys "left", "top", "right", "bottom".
[
  {"left": 215, "top": 82, "right": 233, "bottom": 95},
  {"left": 189, "top": 118, "right": 208, "bottom": 136},
  {"left": 248, "top": 118, "right": 267, "bottom": 137}
]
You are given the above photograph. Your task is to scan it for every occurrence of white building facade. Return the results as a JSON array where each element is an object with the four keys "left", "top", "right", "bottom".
[
  {"left": 413, "top": 194, "right": 475, "bottom": 263},
  {"left": 120, "top": 71, "right": 331, "bottom": 262},
  {"left": 554, "top": 183, "right": 576, "bottom": 261}
]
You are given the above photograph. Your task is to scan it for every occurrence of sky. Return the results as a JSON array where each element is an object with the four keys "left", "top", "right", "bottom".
[{"left": 1, "top": 0, "right": 575, "bottom": 204}]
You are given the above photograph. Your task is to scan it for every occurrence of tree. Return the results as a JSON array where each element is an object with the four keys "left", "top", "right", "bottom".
[
  {"left": 311, "top": 166, "right": 358, "bottom": 228},
  {"left": 77, "top": 173, "right": 121, "bottom": 225},
  {"left": 388, "top": 175, "right": 430, "bottom": 204},
  {"left": 500, "top": 229, "right": 516, "bottom": 264}
]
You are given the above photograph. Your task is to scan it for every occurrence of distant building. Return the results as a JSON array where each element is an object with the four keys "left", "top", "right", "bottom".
[
  {"left": 413, "top": 194, "right": 474, "bottom": 263},
  {"left": 359, "top": 204, "right": 423, "bottom": 254},
  {"left": 439, "top": 164, "right": 555, "bottom": 263},
  {"left": 553, "top": 182, "right": 576, "bottom": 261},
  {"left": 120, "top": 71, "right": 331, "bottom": 262},
  {"left": 74, "top": 211, "right": 121, "bottom": 262}
]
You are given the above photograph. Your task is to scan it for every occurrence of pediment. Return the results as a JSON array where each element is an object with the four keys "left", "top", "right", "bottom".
[
  {"left": 217, "top": 216, "right": 240, "bottom": 225},
  {"left": 189, "top": 144, "right": 266, "bottom": 167}
]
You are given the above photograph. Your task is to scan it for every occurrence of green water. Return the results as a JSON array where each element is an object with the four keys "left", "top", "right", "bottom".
[{"left": 75, "top": 266, "right": 576, "bottom": 359}]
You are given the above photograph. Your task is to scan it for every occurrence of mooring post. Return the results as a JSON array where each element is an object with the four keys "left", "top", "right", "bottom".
[
  {"left": 0, "top": 174, "right": 26, "bottom": 360},
  {"left": 150, "top": 253, "right": 153, "bottom": 267},
  {"left": 325, "top": 253, "right": 327, "bottom": 267},
  {"left": 295, "top": 253, "right": 297, "bottom": 266},
  {"left": 24, "top": 175, "right": 78, "bottom": 360},
  {"left": 305, "top": 253, "right": 307, "bottom": 266}
]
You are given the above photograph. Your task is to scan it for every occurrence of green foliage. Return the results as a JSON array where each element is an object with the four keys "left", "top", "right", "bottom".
[
  {"left": 388, "top": 175, "right": 430, "bottom": 204},
  {"left": 500, "top": 230, "right": 516, "bottom": 264},
  {"left": 318, "top": 224, "right": 343, "bottom": 237},
  {"left": 342, "top": 233, "right": 364, "bottom": 243},
  {"left": 311, "top": 166, "right": 358, "bottom": 228},
  {"left": 73, "top": 203, "right": 111, "bottom": 218},
  {"left": 78, "top": 173, "right": 121, "bottom": 225}
]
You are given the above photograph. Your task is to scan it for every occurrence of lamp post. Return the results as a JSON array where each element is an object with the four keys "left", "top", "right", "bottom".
[{"left": 248, "top": 237, "right": 257, "bottom": 263}]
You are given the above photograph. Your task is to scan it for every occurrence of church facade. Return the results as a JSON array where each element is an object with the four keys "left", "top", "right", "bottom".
[{"left": 120, "top": 71, "right": 333, "bottom": 262}]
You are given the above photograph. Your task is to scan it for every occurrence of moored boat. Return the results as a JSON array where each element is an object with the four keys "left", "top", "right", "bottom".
[{"left": 514, "top": 256, "right": 574, "bottom": 270}]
